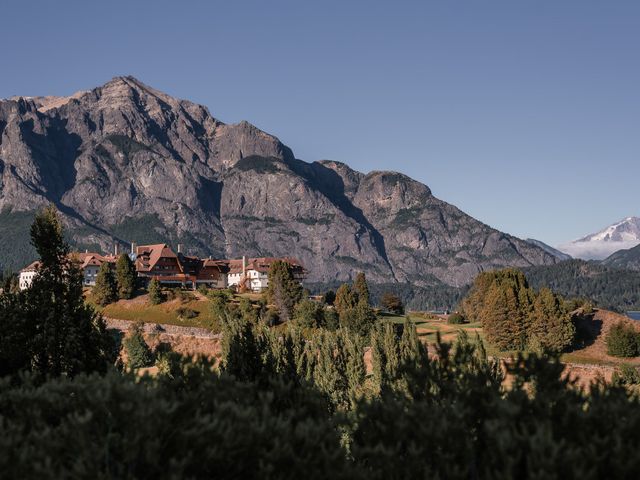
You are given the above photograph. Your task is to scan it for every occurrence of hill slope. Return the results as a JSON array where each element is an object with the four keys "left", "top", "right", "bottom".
[
  {"left": 603, "top": 244, "right": 640, "bottom": 271},
  {"left": 524, "top": 260, "right": 640, "bottom": 311},
  {"left": 0, "top": 76, "right": 557, "bottom": 285}
]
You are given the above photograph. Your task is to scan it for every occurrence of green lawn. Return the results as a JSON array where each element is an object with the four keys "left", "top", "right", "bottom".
[{"left": 90, "top": 295, "right": 220, "bottom": 331}]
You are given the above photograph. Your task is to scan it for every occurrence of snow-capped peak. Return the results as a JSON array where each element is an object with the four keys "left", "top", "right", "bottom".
[{"left": 558, "top": 216, "right": 640, "bottom": 260}]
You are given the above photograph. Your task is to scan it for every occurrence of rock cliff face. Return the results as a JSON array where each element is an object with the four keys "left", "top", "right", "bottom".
[{"left": 0, "top": 76, "right": 557, "bottom": 285}]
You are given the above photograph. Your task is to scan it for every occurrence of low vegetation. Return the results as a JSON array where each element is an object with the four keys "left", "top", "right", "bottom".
[
  {"left": 3, "top": 207, "right": 640, "bottom": 477},
  {"left": 606, "top": 321, "right": 640, "bottom": 357}
]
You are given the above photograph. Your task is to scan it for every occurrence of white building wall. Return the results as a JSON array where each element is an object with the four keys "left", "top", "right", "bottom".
[{"left": 19, "top": 271, "right": 36, "bottom": 290}]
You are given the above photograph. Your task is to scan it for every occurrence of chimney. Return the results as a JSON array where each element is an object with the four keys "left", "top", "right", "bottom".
[
  {"left": 131, "top": 242, "right": 136, "bottom": 254},
  {"left": 177, "top": 244, "right": 182, "bottom": 254},
  {"left": 242, "top": 255, "right": 246, "bottom": 276},
  {"left": 114, "top": 244, "right": 118, "bottom": 256}
]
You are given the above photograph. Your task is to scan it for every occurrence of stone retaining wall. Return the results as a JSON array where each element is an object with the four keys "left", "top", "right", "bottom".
[{"left": 104, "top": 317, "right": 221, "bottom": 339}]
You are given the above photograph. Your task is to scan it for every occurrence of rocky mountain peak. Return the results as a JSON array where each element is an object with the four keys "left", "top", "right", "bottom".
[{"left": 0, "top": 76, "right": 558, "bottom": 287}]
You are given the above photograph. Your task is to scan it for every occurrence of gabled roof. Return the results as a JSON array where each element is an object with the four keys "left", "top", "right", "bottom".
[
  {"left": 20, "top": 261, "right": 40, "bottom": 273},
  {"left": 135, "top": 244, "right": 180, "bottom": 272}
]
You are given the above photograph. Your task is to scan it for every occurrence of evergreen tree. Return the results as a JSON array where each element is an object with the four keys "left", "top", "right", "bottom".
[
  {"left": 4, "top": 205, "right": 114, "bottom": 377},
  {"left": 334, "top": 284, "right": 357, "bottom": 316},
  {"left": 323, "top": 289, "right": 336, "bottom": 306},
  {"left": 115, "top": 253, "right": 136, "bottom": 299},
  {"left": 93, "top": 262, "right": 118, "bottom": 306},
  {"left": 293, "top": 299, "right": 325, "bottom": 328},
  {"left": 341, "top": 329, "right": 366, "bottom": 407},
  {"left": 531, "top": 288, "right": 575, "bottom": 352},
  {"left": 339, "top": 302, "right": 376, "bottom": 338},
  {"left": 266, "top": 261, "right": 303, "bottom": 322},
  {"left": 123, "top": 322, "right": 153, "bottom": 368},
  {"left": 312, "top": 331, "right": 349, "bottom": 411},
  {"left": 353, "top": 272, "right": 370, "bottom": 306},
  {"left": 148, "top": 278, "right": 165, "bottom": 305},
  {"left": 606, "top": 321, "right": 640, "bottom": 357},
  {"left": 481, "top": 284, "right": 520, "bottom": 351}
]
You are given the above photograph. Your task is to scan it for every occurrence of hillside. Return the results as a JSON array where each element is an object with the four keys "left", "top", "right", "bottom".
[
  {"left": 603, "top": 244, "right": 640, "bottom": 271},
  {"left": 523, "top": 260, "right": 640, "bottom": 311},
  {"left": 0, "top": 76, "right": 557, "bottom": 285}
]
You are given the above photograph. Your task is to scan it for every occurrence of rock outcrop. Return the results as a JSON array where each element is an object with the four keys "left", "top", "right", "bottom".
[{"left": 0, "top": 76, "right": 557, "bottom": 285}]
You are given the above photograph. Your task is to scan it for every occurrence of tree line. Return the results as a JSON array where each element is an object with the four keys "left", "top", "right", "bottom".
[
  {"left": 462, "top": 269, "right": 576, "bottom": 352},
  {"left": 3, "top": 207, "right": 640, "bottom": 477}
]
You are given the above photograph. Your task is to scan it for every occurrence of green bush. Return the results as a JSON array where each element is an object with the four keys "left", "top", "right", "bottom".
[
  {"left": 176, "top": 307, "right": 199, "bottom": 320},
  {"left": 606, "top": 322, "right": 640, "bottom": 357},
  {"left": 447, "top": 312, "right": 466, "bottom": 324},
  {"left": 612, "top": 364, "right": 640, "bottom": 386}
]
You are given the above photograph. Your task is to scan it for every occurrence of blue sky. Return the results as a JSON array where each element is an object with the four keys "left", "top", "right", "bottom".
[{"left": 2, "top": 0, "right": 638, "bottom": 246}]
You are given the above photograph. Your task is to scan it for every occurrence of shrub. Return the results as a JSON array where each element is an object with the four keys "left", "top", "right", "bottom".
[
  {"left": 447, "top": 312, "right": 466, "bottom": 325},
  {"left": 176, "top": 307, "right": 199, "bottom": 320},
  {"left": 606, "top": 322, "right": 640, "bottom": 357},
  {"left": 265, "top": 308, "right": 279, "bottom": 326},
  {"left": 381, "top": 292, "right": 404, "bottom": 314},
  {"left": 612, "top": 364, "right": 640, "bottom": 386}
]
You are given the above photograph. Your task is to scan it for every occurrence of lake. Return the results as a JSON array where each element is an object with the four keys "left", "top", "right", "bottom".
[{"left": 627, "top": 311, "right": 640, "bottom": 321}]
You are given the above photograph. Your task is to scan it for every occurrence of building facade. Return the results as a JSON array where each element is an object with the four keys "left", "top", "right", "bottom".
[{"left": 19, "top": 245, "right": 304, "bottom": 293}]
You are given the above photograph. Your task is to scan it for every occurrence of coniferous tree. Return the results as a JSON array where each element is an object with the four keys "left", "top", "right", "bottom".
[
  {"left": 93, "top": 262, "right": 118, "bottom": 306},
  {"left": 115, "top": 253, "right": 136, "bottom": 299},
  {"left": 148, "top": 278, "right": 165, "bottom": 305},
  {"left": 341, "top": 329, "right": 366, "bottom": 407},
  {"left": 266, "top": 261, "right": 303, "bottom": 322},
  {"left": 123, "top": 322, "right": 153, "bottom": 368},
  {"left": 312, "top": 330, "right": 349, "bottom": 411},
  {"left": 353, "top": 272, "right": 370, "bottom": 306},
  {"left": 8, "top": 205, "right": 113, "bottom": 377},
  {"left": 334, "top": 284, "right": 357, "bottom": 316},
  {"left": 481, "top": 284, "right": 519, "bottom": 351},
  {"left": 530, "top": 288, "right": 575, "bottom": 352},
  {"left": 293, "top": 299, "right": 325, "bottom": 328}
]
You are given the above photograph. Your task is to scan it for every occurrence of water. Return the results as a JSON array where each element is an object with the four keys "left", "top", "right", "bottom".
[{"left": 627, "top": 311, "right": 640, "bottom": 321}]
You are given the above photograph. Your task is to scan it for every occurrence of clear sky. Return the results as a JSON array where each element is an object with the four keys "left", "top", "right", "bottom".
[{"left": 2, "top": 0, "right": 638, "bottom": 246}]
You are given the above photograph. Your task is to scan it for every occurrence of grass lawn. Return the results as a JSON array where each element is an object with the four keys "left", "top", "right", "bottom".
[{"left": 87, "top": 291, "right": 220, "bottom": 331}]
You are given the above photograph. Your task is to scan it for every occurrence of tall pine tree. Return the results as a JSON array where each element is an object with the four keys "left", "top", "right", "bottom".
[
  {"left": 115, "top": 253, "right": 136, "bottom": 299},
  {"left": 353, "top": 272, "right": 370, "bottom": 306},
  {"left": 266, "top": 261, "right": 303, "bottom": 322},
  {"left": 18, "top": 205, "right": 113, "bottom": 376},
  {"left": 93, "top": 262, "right": 118, "bottom": 306}
]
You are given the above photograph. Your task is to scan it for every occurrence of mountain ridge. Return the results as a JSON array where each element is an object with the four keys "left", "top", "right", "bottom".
[
  {"left": 0, "top": 76, "right": 558, "bottom": 285},
  {"left": 558, "top": 217, "right": 640, "bottom": 260}
]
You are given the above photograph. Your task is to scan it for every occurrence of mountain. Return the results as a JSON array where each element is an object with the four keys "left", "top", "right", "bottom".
[
  {"left": 557, "top": 217, "right": 640, "bottom": 260},
  {"left": 0, "top": 76, "right": 558, "bottom": 286},
  {"left": 525, "top": 239, "right": 572, "bottom": 261},
  {"left": 603, "top": 244, "right": 640, "bottom": 271},
  {"left": 523, "top": 260, "right": 640, "bottom": 311}
]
